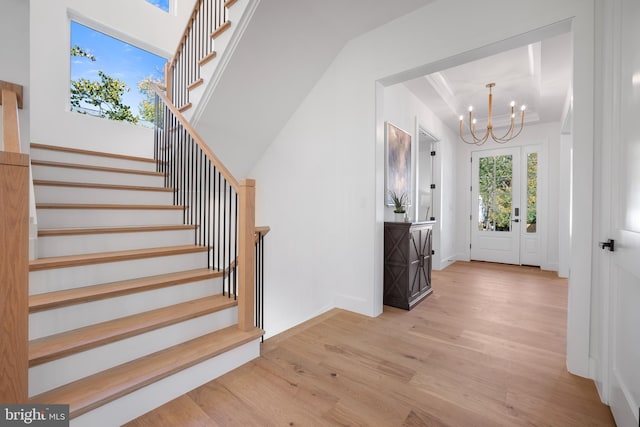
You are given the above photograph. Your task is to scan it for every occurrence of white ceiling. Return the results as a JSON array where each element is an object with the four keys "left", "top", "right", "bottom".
[{"left": 403, "top": 31, "right": 573, "bottom": 134}]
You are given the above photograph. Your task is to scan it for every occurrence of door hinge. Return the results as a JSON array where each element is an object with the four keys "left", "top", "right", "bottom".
[
  {"left": 470, "top": 214, "right": 472, "bottom": 220},
  {"left": 430, "top": 184, "right": 436, "bottom": 189},
  {"left": 431, "top": 150, "right": 436, "bottom": 156},
  {"left": 470, "top": 157, "right": 472, "bottom": 163},
  {"left": 470, "top": 243, "right": 472, "bottom": 249},
  {"left": 470, "top": 185, "right": 472, "bottom": 191}
]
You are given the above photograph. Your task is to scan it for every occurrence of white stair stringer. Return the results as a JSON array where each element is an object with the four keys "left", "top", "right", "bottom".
[
  {"left": 29, "top": 306, "right": 238, "bottom": 396},
  {"left": 30, "top": 277, "right": 224, "bottom": 339},
  {"left": 37, "top": 227, "right": 195, "bottom": 258},
  {"left": 29, "top": 250, "right": 209, "bottom": 294},
  {"left": 70, "top": 338, "right": 260, "bottom": 427}
]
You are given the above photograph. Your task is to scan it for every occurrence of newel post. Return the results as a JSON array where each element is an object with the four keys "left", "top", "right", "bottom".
[
  {"left": 0, "top": 150, "right": 29, "bottom": 403},
  {"left": 237, "top": 179, "right": 256, "bottom": 331}
]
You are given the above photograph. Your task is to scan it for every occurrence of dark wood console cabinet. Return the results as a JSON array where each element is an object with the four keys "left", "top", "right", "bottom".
[{"left": 383, "top": 221, "right": 434, "bottom": 310}]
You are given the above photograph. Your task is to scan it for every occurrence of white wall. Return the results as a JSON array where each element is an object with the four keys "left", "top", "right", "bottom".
[
  {"left": 383, "top": 83, "right": 458, "bottom": 270},
  {"left": 29, "top": 0, "right": 196, "bottom": 157},
  {"left": 1, "top": 0, "right": 30, "bottom": 152},
  {"left": 251, "top": 0, "right": 595, "bottom": 378},
  {"left": 454, "top": 121, "right": 563, "bottom": 271}
]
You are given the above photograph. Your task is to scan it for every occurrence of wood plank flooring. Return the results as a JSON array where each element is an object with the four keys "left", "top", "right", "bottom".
[{"left": 125, "top": 261, "right": 615, "bottom": 427}]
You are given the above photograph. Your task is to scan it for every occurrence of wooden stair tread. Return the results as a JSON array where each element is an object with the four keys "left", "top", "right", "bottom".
[
  {"left": 33, "top": 180, "right": 172, "bottom": 192},
  {"left": 211, "top": 20, "right": 231, "bottom": 39},
  {"left": 29, "top": 269, "right": 221, "bottom": 312},
  {"left": 225, "top": 0, "right": 239, "bottom": 8},
  {"left": 187, "top": 78, "right": 204, "bottom": 91},
  {"left": 198, "top": 51, "right": 217, "bottom": 66},
  {"left": 30, "top": 160, "right": 164, "bottom": 177},
  {"left": 178, "top": 102, "right": 192, "bottom": 112},
  {"left": 30, "top": 326, "right": 263, "bottom": 418},
  {"left": 29, "top": 295, "right": 237, "bottom": 366},
  {"left": 31, "top": 143, "right": 155, "bottom": 164},
  {"left": 38, "top": 224, "right": 196, "bottom": 237},
  {"left": 36, "top": 203, "right": 184, "bottom": 210},
  {"left": 29, "top": 245, "right": 207, "bottom": 271}
]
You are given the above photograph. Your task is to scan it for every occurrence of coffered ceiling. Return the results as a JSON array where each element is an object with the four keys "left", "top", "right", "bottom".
[{"left": 403, "top": 31, "right": 572, "bottom": 134}]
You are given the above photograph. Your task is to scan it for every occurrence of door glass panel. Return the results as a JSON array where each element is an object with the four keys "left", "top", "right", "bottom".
[
  {"left": 478, "top": 155, "right": 512, "bottom": 232},
  {"left": 527, "top": 152, "right": 538, "bottom": 233}
]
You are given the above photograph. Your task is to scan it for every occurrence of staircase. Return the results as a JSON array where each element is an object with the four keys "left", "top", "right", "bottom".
[{"left": 27, "top": 143, "right": 262, "bottom": 426}]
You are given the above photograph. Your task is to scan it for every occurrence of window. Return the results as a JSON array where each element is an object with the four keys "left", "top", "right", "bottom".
[
  {"left": 70, "top": 21, "right": 167, "bottom": 125},
  {"left": 478, "top": 155, "right": 513, "bottom": 232},
  {"left": 526, "top": 152, "right": 538, "bottom": 233},
  {"left": 145, "top": 0, "right": 170, "bottom": 12}
]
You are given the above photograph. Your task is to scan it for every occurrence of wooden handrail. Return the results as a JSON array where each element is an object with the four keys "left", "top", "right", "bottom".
[
  {"left": 151, "top": 83, "right": 239, "bottom": 190},
  {"left": 0, "top": 82, "right": 29, "bottom": 403}
]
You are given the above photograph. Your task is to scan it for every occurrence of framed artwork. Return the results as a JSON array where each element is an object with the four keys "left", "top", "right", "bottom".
[{"left": 385, "top": 121, "right": 412, "bottom": 206}]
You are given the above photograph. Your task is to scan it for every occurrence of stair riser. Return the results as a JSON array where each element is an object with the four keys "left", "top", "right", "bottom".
[
  {"left": 30, "top": 251, "right": 209, "bottom": 294},
  {"left": 32, "top": 165, "right": 165, "bottom": 187},
  {"left": 29, "top": 307, "right": 238, "bottom": 396},
  {"left": 34, "top": 186, "right": 173, "bottom": 205},
  {"left": 30, "top": 148, "right": 157, "bottom": 172},
  {"left": 37, "top": 208, "right": 184, "bottom": 228},
  {"left": 69, "top": 338, "right": 260, "bottom": 427},
  {"left": 30, "top": 278, "right": 224, "bottom": 339},
  {"left": 37, "top": 229, "right": 195, "bottom": 258}
]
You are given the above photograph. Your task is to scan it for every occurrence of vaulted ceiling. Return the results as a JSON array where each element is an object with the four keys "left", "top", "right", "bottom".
[{"left": 403, "top": 31, "right": 572, "bottom": 134}]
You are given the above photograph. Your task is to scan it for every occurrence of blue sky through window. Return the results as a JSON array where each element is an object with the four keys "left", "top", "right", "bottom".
[
  {"left": 70, "top": 21, "right": 167, "bottom": 122},
  {"left": 146, "top": 0, "right": 170, "bottom": 12}
]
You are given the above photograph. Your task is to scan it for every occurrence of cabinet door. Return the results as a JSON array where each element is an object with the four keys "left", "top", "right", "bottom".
[
  {"left": 420, "top": 227, "right": 432, "bottom": 293},
  {"left": 410, "top": 226, "right": 433, "bottom": 298},
  {"left": 408, "top": 228, "right": 422, "bottom": 299}
]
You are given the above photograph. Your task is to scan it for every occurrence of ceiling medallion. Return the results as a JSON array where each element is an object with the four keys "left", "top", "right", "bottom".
[{"left": 459, "top": 83, "right": 526, "bottom": 145}]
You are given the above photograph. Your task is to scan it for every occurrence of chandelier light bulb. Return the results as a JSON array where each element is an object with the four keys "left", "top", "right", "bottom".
[
  {"left": 468, "top": 106, "right": 473, "bottom": 112},
  {"left": 459, "top": 115, "right": 464, "bottom": 121},
  {"left": 472, "top": 118, "right": 477, "bottom": 125},
  {"left": 510, "top": 101, "right": 516, "bottom": 107},
  {"left": 521, "top": 105, "right": 526, "bottom": 111}
]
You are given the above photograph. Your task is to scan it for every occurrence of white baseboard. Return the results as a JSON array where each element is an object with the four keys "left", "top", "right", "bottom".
[{"left": 609, "top": 368, "right": 639, "bottom": 427}]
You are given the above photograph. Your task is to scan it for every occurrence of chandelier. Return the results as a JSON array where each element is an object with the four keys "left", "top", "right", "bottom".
[{"left": 459, "top": 83, "right": 526, "bottom": 145}]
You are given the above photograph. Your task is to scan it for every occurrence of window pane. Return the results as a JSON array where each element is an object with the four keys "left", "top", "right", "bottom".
[
  {"left": 146, "top": 0, "right": 170, "bottom": 12},
  {"left": 478, "top": 155, "right": 512, "bottom": 232},
  {"left": 527, "top": 152, "right": 538, "bottom": 233}
]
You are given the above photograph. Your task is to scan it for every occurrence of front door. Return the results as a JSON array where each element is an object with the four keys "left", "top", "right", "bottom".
[
  {"left": 471, "top": 148, "right": 521, "bottom": 264},
  {"left": 471, "top": 147, "right": 540, "bottom": 265},
  {"left": 607, "top": 0, "right": 640, "bottom": 424}
]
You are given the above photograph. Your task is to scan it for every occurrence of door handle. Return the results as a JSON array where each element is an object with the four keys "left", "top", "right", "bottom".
[
  {"left": 599, "top": 239, "right": 615, "bottom": 252},
  {"left": 512, "top": 219, "right": 520, "bottom": 223}
]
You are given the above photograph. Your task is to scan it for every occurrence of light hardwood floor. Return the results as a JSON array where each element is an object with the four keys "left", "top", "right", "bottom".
[{"left": 125, "top": 261, "right": 615, "bottom": 427}]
